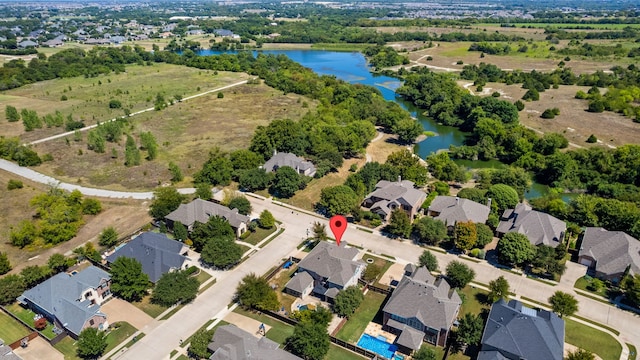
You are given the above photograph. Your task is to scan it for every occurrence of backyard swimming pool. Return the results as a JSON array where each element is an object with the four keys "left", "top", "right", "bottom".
[{"left": 357, "top": 333, "right": 397, "bottom": 359}]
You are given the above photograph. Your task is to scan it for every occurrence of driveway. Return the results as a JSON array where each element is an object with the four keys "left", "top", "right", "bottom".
[
  {"left": 223, "top": 312, "right": 271, "bottom": 337},
  {"left": 101, "top": 298, "right": 155, "bottom": 330},
  {"left": 13, "top": 336, "right": 63, "bottom": 360}
]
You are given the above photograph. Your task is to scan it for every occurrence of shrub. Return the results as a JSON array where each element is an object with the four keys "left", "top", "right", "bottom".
[
  {"left": 541, "top": 108, "right": 557, "bottom": 119},
  {"left": 34, "top": 317, "right": 47, "bottom": 330},
  {"left": 469, "top": 248, "right": 485, "bottom": 259},
  {"left": 60, "top": 95, "right": 68, "bottom": 101},
  {"left": 491, "top": 91, "right": 501, "bottom": 97},
  {"left": 426, "top": 56, "right": 433, "bottom": 61},
  {"left": 7, "top": 179, "right": 23, "bottom": 190},
  {"left": 456, "top": 60, "right": 464, "bottom": 65},
  {"left": 586, "top": 134, "right": 598, "bottom": 143},
  {"left": 217, "top": 92, "right": 224, "bottom": 99}
]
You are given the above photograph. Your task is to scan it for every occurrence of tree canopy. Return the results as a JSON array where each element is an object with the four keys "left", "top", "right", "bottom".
[
  {"left": 0, "top": 275, "right": 25, "bottom": 305},
  {"left": 99, "top": 226, "right": 118, "bottom": 247},
  {"left": 445, "top": 261, "right": 475, "bottom": 289},
  {"left": 228, "top": 196, "right": 252, "bottom": 216},
  {"left": 190, "top": 215, "right": 235, "bottom": 252},
  {"left": 201, "top": 237, "right": 243, "bottom": 269},
  {"left": 259, "top": 210, "right": 276, "bottom": 229},
  {"left": 109, "top": 257, "right": 149, "bottom": 302},
  {"left": 456, "top": 313, "right": 484, "bottom": 347},
  {"left": 413, "top": 217, "right": 448, "bottom": 245},
  {"left": 149, "top": 186, "right": 186, "bottom": 220},
  {"left": 235, "top": 273, "right": 280, "bottom": 311},
  {"left": 152, "top": 270, "right": 199, "bottom": 306},
  {"left": 0, "top": 252, "right": 11, "bottom": 275},
  {"left": 549, "top": 291, "right": 578, "bottom": 318},
  {"left": 270, "top": 166, "right": 304, "bottom": 198},
  {"left": 77, "top": 327, "right": 107, "bottom": 359},
  {"left": 286, "top": 321, "right": 330, "bottom": 360},
  {"left": 385, "top": 208, "right": 412, "bottom": 238},
  {"left": 333, "top": 286, "right": 364, "bottom": 318},
  {"left": 488, "top": 275, "right": 510, "bottom": 303},
  {"left": 418, "top": 250, "right": 439, "bottom": 272},
  {"left": 497, "top": 232, "right": 535, "bottom": 266},
  {"left": 318, "top": 185, "right": 360, "bottom": 217}
]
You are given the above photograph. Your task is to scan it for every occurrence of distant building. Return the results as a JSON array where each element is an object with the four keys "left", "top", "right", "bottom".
[
  {"left": 262, "top": 151, "right": 316, "bottom": 177},
  {"left": 362, "top": 178, "right": 426, "bottom": 221},
  {"left": 578, "top": 227, "right": 640, "bottom": 282},
  {"left": 496, "top": 203, "right": 566, "bottom": 248},
  {"left": 0, "top": 339, "right": 22, "bottom": 360},
  {"left": 427, "top": 196, "right": 490, "bottom": 227},
  {"left": 208, "top": 325, "right": 301, "bottom": 360},
  {"left": 17, "top": 40, "right": 37, "bottom": 48}
]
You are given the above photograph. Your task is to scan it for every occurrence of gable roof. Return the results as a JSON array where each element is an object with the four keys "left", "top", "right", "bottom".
[
  {"left": 0, "top": 340, "right": 22, "bottom": 360},
  {"left": 284, "top": 271, "right": 314, "bottom": 294},
  {"left": 480, "top": 299, "right": 564, "bottom": 360},
  {"left": 297, "top": 242, "right": 362, "bottom": 287},
  {"left": 496, "top": 203, "right": 566, "bottom": 247},
  {"left": 208, "top": 325, "right": 301, "bottom": 360},
  {"left": 383, "top": 267, "right": 461, "bottom": 332},
  {"left": 262, "top": 152, "right": 316, "bottom": 175},
  {"left": 106, "top": 232, "right": 187, "bottom": 283},
  {"left": 391, "top": 320, "right": 425, "bottom": 350},
  {"left": 579, "top": 227, "right": 640, "bottom": 277},
  {"left": 366, "top": 179, "right": 426, "bottom": 209},
  {"left": 428, "top": 196, "right": 490, "bottom": 225},
  {"left": 165, "top": 199, "right": 250, "bottom": 229},
  {"left": 17, "top": 266, "right": 110, "bottom": 336}
]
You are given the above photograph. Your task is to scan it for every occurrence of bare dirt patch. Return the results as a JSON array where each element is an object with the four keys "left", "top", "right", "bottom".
[{"left": 30, "top": 82, "right": 314, "bottom": 190}]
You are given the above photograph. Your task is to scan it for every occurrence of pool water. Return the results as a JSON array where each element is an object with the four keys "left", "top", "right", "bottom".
[
  {"left": 394, "top": 354, "right": 405, "bottom": 360},
  {"left": 357, "top": 333, "right": 397, "bottom": 359},
  {"left": 298, "top": 305, "right": 308, "bottom": 311}
]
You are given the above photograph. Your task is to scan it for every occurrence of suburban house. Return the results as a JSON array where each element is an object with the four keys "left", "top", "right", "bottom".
[
  {"left": 496, "top": 203, "right": 566, "bottom": 248},
  {"left": 165, "top": 198, "right": 250, "bottom": 237},
  {"left": 427, "top": 196, "right": 491, "bottom": 227},
  {"left": 578, "top": 227, "right": 640, "bottom": 282},
  {"left": 0, "top": 339, "right": 22, "bottom": 360},
  {"left": 284, "top": 241, "right": 364, "bottom": 303},
  {"left": 106, "top": 232, "right": 189, "bottom": 283},
  {"left": 208, "top": 325, "right": 301, "bottom": 360},
  {"left": 262, "top": 151, "right": 316, "bottom": 177},
  {"left": 17, "top": 40, "right": 38, "bottom": 48},
  {"left": 17, "top": 266, "right": 111, "bottom": 338},
  {"left": 362, "top": 178, "right": 427, "bottom": 221},
  {"left": 478, "top": 299, "right": 564, "bottom": 360},
  {"left": 382, "top": 266, "right": 462, "bottom": 352}
]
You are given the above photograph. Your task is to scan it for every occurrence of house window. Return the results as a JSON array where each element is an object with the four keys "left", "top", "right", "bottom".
[
  {"left": 89, "top": 319, "right": 94, "bottom": 326},
  {"left": 85, "top": 292, "right": 92, "bottom": 298}
]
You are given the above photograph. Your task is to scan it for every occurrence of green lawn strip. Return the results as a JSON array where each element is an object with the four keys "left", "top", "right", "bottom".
[
  {"left": 233, "top": 308, "right": 294, "bottom": 344},
  {"left": 336, "top": 292, "right": 387, "bottom": 343},
  {"left": 627, "top": 343, "right": 637, "bottom": 360},
  {"left": 103, "top": 322, "right": 138, "bottom": 354},
  {"left": 4, "top": 303, "right": 56, "bottom": 339},
  {"left": 0, "top": 310, "right": 30, "bottom": 343},
  {"left": 259, "top": 228, "right": 284, "bottom": 248},
  {"left": 574, "top": 276, "right": 609, "bottom": 298},
  {"left": 159, "top": 304, "right": 185, "bottom": 321},
  {"left": 310, "top": 43, "right": 369, "bottom": 51},
  {"left": 428, "top": 246, "right": 447, "bottom": 254},
  {"left": 325, "top": 344, "right": 367, "bottom": 360},
  {"left": 571, "top": 315, "right": 620, "bottom": 336},
  {"left": 195, "top": 271, "right": 212, "bottom": 285},
  {"left": 198, "top": 278, "right": 217, "bottom": 294},
  {"left": 418, "top": 343, "right": 471, "bottom": 360},
  {"left": 170, "top": 349, "right": 178, "bottom": 357},
  {"left": 459, "top": 286, "right": 490, "bottom": 317},
  {"left": 132, "top": 295, "right": 169, "bottom": 319},
  {"left": 177, "top": 355, "right": 189, "bottom": 360},
  {"left": 525, "top": 275, "right": 557, "bottom": 286},
  {"left": 243, "top": 226, "right": 276, "bottom": 246},
  {"left": 117, "top": 332, "right": 145, "bottom": 351},
  {"left": 575, "top": 290, "right": 612, "bottom": 305},
  {"left": 565, "top": 318, "right": 622, "bottom": 360},
  {"left": 356, "top": 227, "right": 373, "bottom": 234},
  {"left": 54, "top": 337, "right": 81, "bottom": 360}
]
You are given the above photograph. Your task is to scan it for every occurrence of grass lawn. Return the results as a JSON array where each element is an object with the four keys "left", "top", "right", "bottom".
[
  {"left": 565, "top": 318, "right": 622, "bottom": 360},
  {"left": 336, "top": 291, "right": 387, "bottom": 343},
  {"left": 0, "top": 310, "right": 30, "bottom": 344},
  {"left": 233, "top": 308, "right": 295, "bottom": 344},
  {"left": 361, "top": 254, "right": 394, "bottom": 287},
  {"left": 627, "top": 343, "right": 637, "bottom": 360},
  {"left": 104, "top": 322, "right": 138, "bottom": 353},
  {"left": 459, "top": 286, "right": 490, "bottom": 317},
  {"left": 574, "top": 276, "right": 609, "bottom": 298},
  {"left": 195, "top": 270, "right": 212, "bottom": 285},
  {"left": 4, "top": 303, "right": 56, "bottom": 339},
  {"left": 269, "top": 267, "right": 298, "bottom": 313},
  {"left": 418, "top": 343, "right": 471, "bottom": 360},
  {"left": 243, "top": 226, "right": 277, "bottom": 246},
  {"left": 326, "top": 344, "right": 367, "bottom": 360},
  {"left": 54, "top": 337, "right": 81, "bottom": 360},
  {"left": 132, "top": 295, "right": 168, "bottom": 319}
]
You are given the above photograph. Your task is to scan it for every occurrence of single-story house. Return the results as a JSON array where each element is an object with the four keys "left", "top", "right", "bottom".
[
  {"left": 496, "top": 203, "right": 566, "bottom": 248},
  {"left": 362, "top": 178, "right": 427, "bottom": 222},
  {"left": 17, "top": 40, "right": 37, "bottom": 48},
  {"left": 478, "top": 299, "right": 564, "bottom": 360},
  {"left": 208, "top": 325, "right": 301, "bottom": 360},
  {"left": 578, "top": 227, "right": 640, "bottom": 282},
  {"left": 17, "top": 266, "right": 111, "bottom": 338},
  {"left": 165, "top": 198, "right": 250, "bottom": 237},
  {"left": 214, "top": 29, "right": 234, "bottom": 37},
  {"left": 427, "top": 196, "right": 490, "bottom": 228},
  {"left": 42, "top": 39, "right": 64, "bottom": 47},
  {"left": 0, "top": 339, "right": 22, "bottom": 360},
  {"left": 106, "top": 232, "right": 189, "bottom": 283},
  {"left": 284, "top": 241, "right": 364, "bottom": 303},
  {"left": 262, "top": 151, "right": 316, "bottom": 177},
  {"left": 382, "top": 266, "right": 461, "bottom": 351}
]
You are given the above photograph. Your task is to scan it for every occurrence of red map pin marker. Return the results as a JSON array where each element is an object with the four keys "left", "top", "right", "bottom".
[{"left": 329, "top": 215, "right": 347, "bottom": 246}]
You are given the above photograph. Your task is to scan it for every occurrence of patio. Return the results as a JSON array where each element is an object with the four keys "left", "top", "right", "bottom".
[{"left": 362, "top": 322, "right": 397, "bottom": 344}]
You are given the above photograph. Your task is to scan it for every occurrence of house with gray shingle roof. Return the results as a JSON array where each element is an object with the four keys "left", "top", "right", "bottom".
[
  {"left": 284, "top": 241, "right": 364, "bottom": 303},
  {"left": 496, "top": 203, "right": 566, "bottom": 248},
  {"left": 208, "top": 325, "right": 301, "bottom": 360},
  {"left": 578, "top": 227, "right": 640, "bottom": 282},
  {"left": 363, "top": 178, "right": 427, "bottom": 222},
  {"left": 165, "top": 198, "right": 250, "bottom": 237},
  {"left": 106, "top": 232, "right": 189, "bottom": 283},
  {"left": 0, "top": 339, "right": 22, "bottom": 360},
  {"left": 478, "top": 299, "right": 564, "bottom": 360},
  {"left": 262, "top": 151, "right": 316, "bottom": 177},
  {"left": 382, "top": 266, "right": 461, "bottom": 351},
  {"left": 17, "top": 266, "right": 111, "bottom": 338},
  {"left": 17, "top": 40, "right": 37, "bottom": 48},
  {"left": 427, "top": 196, "right": 490, "bottom": 228}
]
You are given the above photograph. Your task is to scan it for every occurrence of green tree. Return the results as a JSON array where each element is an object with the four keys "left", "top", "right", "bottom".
[
  {"left": 168, "top": 162, "right": 183, "bottom": 183},
  {"left": 47, "top": 253, "right": 74, "bottom": 274},
  {"left": 258, "top": 210, "right": 275, "bottom": 229},
  {"left": 235, "top": 273, "right": 280, "bottom": 311},
  {"left": 230, "top": 149, "right": 263, "bottom": 173},
  {"left": 549, "top": 291, "right": 578, "bottom": 318},
  {"left": 386, "top": 149, "right": 429, "bottom": 185},
  {"left": 445, "top": 261, "right": 475, "bottom": 289},
  {"left": 77, "top": 327, "right": 107, "bottom": 359},
  {"left": 188, "top": 329, "right": 214, "bottom": 359},
  {"left": 454, "top": 221, "right": 477, "bottom": 251},
  {"left": 456, "top": 313, "right": 484, "bottom": 346},
  {"left": 87, "top": 130, "right": 105, "bottom": 153},
  {"left": 565, "top": 349, "right": 595, "bottom": 360},
  {"left": 393, "top": 118, "right": 423, "bottom": 144},
  {"left": 0, "top": 275, "right": 25, "bottom": 305},
  {"left": 152, "top": 270, "right": 199, "bottom": 306},
  {"left": 228, "top": 196, "right": 252, "bottom": 215},
  {"left": 318, "top": 185, "right": 360, "bottom": 217},
  {"left": 488, "top": 276, "right": 510, "bottom": 303},
  {"left": 82, "top": 198, "right": 102, "bottom": 215},
  {"left": 427, "top": 152, "right": 466, "bottom": 182},
  {"left": 173, "top": 221, "right": 188, "bottom": 242},
  {"left": 5, "top": 105, "right": 20, "bottom": 122},
  {"left": 413, "top": 347, "right": 437, "bottom": 360},
  {"left": 99, "top": 226, "right": 118, "bottom": 247},
  {"left": 475, "top": 223, "right": 494, "bottom": 247},
  {"left": 124, "top": 134, "right": 141, "bottom": 166},
  {"left": 286, "top": 321, "right": 330, "bottom": 360},
  {"left": 21, "top": 265, "right": 51, "bottom": 288},
  {"left": 418, "top": 250, "right": 439, "bottom": 272},
  {"left": 497, "top": 232, "right": 535, "bottom": 266},
  {"left": 139, "top": 131, "right": 158, "bottom": 160},
  {"left": 270, "top": 166, "right": 303, "bottom": 198},
  {"left": 201, "top": 237, "right": 243, "bottom": 269},
  {"left": 149, "top": 186, "right": 186, "bottom": 219},
  {"left": 622, "top": 274, "right": 640, "bottom": 307},
  {"left": 486, "top": 184, "right": 519, "bottom": 213},
  {"left": 10, "top": 220, "right": 38, "bottom": 248},
  {"left": 385, "top": 208, "right": 412, "bottom": 238},
  {"left": 109, "top": 257, "right": 149, "bottom": 302},
  {"left": 0, "top": 252, "right": 11, "bottom": 275},
  {"left": 238, "top": 168, "right": 271, "bottom": 191},
  {"left": 312, "top": 221, "right": 328, "bottom": 241},
  {"left": 333, "top": 286, "right": 364, "bottom": 318},
  {"left": 413, "top": 217, "right": 448, "bottom": 245},
  {"left": 194, "top": 147, "right": 233, "bottom": 186},
  {"left": 194, "top": 183, "right": 212, "bottom": 200},
  {"left": 190, "top": 216, "right": 235, "bottom": 251}
]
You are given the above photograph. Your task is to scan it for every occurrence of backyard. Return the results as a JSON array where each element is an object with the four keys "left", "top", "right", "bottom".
[
  {"left": 5, "top": 303, "right": 58, "bottom": 340},
  {"left": 0, "top": 310, "right": 30, "bottom": 344},
  {"left": 361, "top": 254, "right": 394, "bottom": 288},
  {"left": 335, "top": 291, "right": 387, "bottom": 343}
]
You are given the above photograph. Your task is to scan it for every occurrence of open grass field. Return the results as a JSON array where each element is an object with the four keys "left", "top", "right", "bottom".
[
  {"left": 335, "top": 291, "right": 387, "bottom": 343},
  {"left": 0, "top": 310, "right": 30, "bottom": 344},
  {"left": 0, "top": 64, "right": 249, "bottom": 142},
  {"left": 565, "top": 318, "right": 622, "bottom": 360},
  {"left": 30, "top": 81, "right": 313, "bottom": 190}
]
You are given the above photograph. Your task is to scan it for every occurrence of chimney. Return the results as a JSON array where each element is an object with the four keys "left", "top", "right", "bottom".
[
  {"left": 455, "top": 196, "right": 459, "bottom": 205},
  {"left": 487, "top": 197, "right": 492, "bottom": 209},
  {"left": 398, "top": 175, "right": 401, "bottom": 183},
  {"left": 273, "top": 148, "right": 277, "bottom": 157}
]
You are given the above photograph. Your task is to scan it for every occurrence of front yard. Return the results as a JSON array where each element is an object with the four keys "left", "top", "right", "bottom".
[
  {"left": 53, "top": 321, "right": 137, "bottom": 360},
  {"left": 565, "top": 318, "right": 622, "bottom": 360},
  {"left": 361, "top": 254, "right": 394, "bottom": 288},
  {"left": 335, "top": 291, "right": 387, "bottom": 343},
  {"left": 242, "top": 226, "right": 277, "bottom": 246}
]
